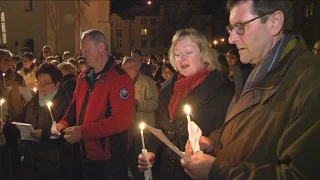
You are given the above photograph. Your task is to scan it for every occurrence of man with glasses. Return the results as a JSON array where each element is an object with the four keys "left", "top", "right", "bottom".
[
  {"left": 181, "top": 0, "right": 319, "bottom": 179},
  {"left": 312, "top": 40, "right": 320, "bottom": 55}
]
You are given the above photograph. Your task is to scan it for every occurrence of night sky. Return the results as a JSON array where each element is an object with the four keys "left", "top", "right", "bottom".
[{"left": 111, "top": 0, "right": 146, "bottom": 13}]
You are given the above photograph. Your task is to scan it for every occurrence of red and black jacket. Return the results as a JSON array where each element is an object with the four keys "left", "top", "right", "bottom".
[{"left": 60, "top": 57, "right": 135, "bottom": 162}]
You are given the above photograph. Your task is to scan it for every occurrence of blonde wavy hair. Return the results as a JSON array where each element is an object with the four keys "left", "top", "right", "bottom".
[{"left": 168, "top": 28, "right": 219, "bottom": 71}]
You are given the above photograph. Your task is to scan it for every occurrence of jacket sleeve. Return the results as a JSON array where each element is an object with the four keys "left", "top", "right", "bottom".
[
  {"left": 136, "top": 77, "right": 158, "bottom": 113},
  {"left": 59, "top": 97, "right": 77, "bottom": 127},
  {"left": 80, "top": 74, "right": 135, "bottom": 140},
  {"left": 209, "top": 68, "right": 320, "bottom": 180}
]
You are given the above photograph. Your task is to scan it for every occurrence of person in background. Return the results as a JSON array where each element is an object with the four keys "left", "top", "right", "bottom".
[
  {"left": 18, "top": 52, "right": 38, "bottom": 91},
  {"left": 122, "top": 57, "right": 158, "bottom": 180},
  {"left": 57, "top": 62, "right": 77, "bottom": 99},
  {"left": 226, "top": 48, "right": 252, "bottom": 100},
  {"left": 155, "top": 63, "right": 175, "bottom": 92},
  {"left": 37, "top": 46, "right": 53, "bottom": 66},
  {"left": 0, "top": 49, "right": 26, "bottom": 178},
  {"left": 312, "top": 40, "right": 320, "bottom": 55},
  {"left": 14, "top": 63, "right": 73, "bottom": 179},
  {"left": 67, "top": 58, "right": 80, "bottom": 76},
  {"left": 138, "top": 28, "right": 234, "bottom": 180},
  {"left": 62, "top": 51, "right": 72, "bottom": 62},
  {"left": 181, "top": 1, "right": 320, "bottom": 179},
  {"left": 131, "top": 49, "right": 153, "bottom": 79},
  {"left": 11, "top": 55, "right": 23, "bottom": 73},
  {"left": 57, "top": 62, "right": 83, "bottom": 180},
  {"left": 57, "top": 29, "right": 135, "bottom": 180},
  {"left": 78, "top": 59, "right": 89, "bottom": 73}
]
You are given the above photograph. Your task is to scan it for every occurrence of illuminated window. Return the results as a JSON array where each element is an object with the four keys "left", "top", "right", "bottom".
[
  {"left": 117, "top": 40, "right": 122, "bottom": 48},
  {"left": 141, "top": 29, "right": 147, "bottom": 36},
  {"left": 0, "top": 8, "right": 7, "bottom": 44},
  {"left": 141, "top": 40, "right": 147, "bottom": 48}
]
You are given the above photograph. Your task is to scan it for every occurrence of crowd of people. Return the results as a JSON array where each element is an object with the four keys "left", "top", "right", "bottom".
[{"left": 0, "top": 0, "right": 319, "bottom": 180}]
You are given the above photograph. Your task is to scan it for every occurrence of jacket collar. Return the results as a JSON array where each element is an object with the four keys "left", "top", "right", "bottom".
[
  {"left": 80, "top": 56, "right": 115, "bottom": 79},
  {"left": 225, "top": 35, "right": 308, "bottom": 123}
]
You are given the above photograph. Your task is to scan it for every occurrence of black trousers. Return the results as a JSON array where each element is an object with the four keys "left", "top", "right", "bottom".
[{"left": 82, "top": 159, "right": 128, "bottom": 180}]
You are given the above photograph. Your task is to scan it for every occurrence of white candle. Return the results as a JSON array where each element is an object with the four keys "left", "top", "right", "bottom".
[
  {"left": 0, "top": 98, "right": 4, "bottom": 121},
  {"left": 184, "top": 104, "right": 191, "bottom": 123},
  {"left": 33, "top": 87, "right": 37, "bottom": 93},
  {"left": 46, "top": 101, "right": 55, "bottom": 122},
  {"left": 2, "top": 73, "right": 5, "bottom": 87},
  {"left": 139, "top": 122, "right": 146, "bottom": 150}
]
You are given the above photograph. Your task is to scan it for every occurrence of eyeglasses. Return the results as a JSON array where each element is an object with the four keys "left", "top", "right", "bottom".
[
  {"left": 226, "top": 11, "right": 276, "bottom": 36},
  {"left": 36, "top": 81, "right": 54, "bottom": 87}
]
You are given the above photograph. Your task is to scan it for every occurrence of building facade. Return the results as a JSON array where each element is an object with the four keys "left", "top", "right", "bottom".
[
  {"left": 0, "top": 0, "right": 111, "bottom": 57},
  {"left": 110, "top": 3, "right": 212, "bottom": 57}
]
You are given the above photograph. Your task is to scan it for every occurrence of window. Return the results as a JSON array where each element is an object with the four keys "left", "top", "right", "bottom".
[
  {"left": 151, "top": 18, "right": 156, "bottom": 25},
  {"left": 141, "top": 18, "right": 147, "bottom": 25},
  {"left": 305, "top": 5, "right": 309, "bottom": 17},
  {"left": 151, "top": 39, "right": 156, "bottom": 48},
  {"left": 141, "top": 40, "right": 147, "bottom": 48},
  {"left": 141, "top": 28, "right": 147, "bottom": 36},
  {"left": 116, "top": 29, "right": 122, "bottom": 37},
  {"left": 117, "top": 40, "right": 122, "bottom": 48},
  {"left": 151, "top": 29, "right": 156, "bottom": 36},
  {"left": 24, "top": 0, "right": 33, "bottom": 11},
  {"left": 0, "top": 7, "right": 7, "bottom": 44}
]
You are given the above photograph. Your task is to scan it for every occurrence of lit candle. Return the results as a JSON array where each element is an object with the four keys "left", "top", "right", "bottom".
[
  {"left": 184, "top": 104, "right": 191, "bottom": 123},
  {"left": 2, "top": 73, "right": 5, "bottom": 87},
  {"left": 33, "top": 87, "right": 37, "bottom": 93},
  {"left": 46, "top": 101, "right": 55, "bottom": 122},
  {"left": 139, "top": 121, "right": 146, "bottom": 150},
  {"left": 0, "top": 98, "right": 4, "bottom": 121}
]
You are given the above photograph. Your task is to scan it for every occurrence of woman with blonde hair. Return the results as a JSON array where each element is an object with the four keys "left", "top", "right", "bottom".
[{"left": 138, "top": 28, "right": 234, "bottom": 179}]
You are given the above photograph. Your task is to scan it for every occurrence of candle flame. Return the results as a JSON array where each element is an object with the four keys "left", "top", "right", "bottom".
[
  {"left": 0, "top": 99, "right": 4, "bottom": 105},
  {"left": 33, "top": 87, "right": 37, "bottom": 93},
  {"left": 139, "top": 122, "right": 146, "bottom": 131},
  {"left": 2, "top": 73, "right": 5, "bottom": 77},
  {"left": 47, "top": 101, "right": 52, "bottom": 109},
  {"left": 184, "top": 104, "right": 191, "bottom": 115}
]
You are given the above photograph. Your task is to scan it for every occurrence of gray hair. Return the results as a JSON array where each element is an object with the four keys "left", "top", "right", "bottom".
[{"left": 81, "top": 29, "right": 109, "bottom": 50}]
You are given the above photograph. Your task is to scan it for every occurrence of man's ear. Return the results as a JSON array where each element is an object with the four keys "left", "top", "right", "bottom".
[
  {"left": 98, "top": 42, "right": 105, "bottom": 52},
  {"left": 270, "top": 10, "right": 284, "bottom": 36}
]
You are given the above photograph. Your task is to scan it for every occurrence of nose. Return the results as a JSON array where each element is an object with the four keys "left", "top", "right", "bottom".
[{"left": 228, "top": 30, "right": 240, "bottom": 44}]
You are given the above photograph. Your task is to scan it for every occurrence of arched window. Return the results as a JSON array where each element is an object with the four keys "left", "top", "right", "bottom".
[{"left": 0, "top": 6, "right": 7, "bottom": 44}]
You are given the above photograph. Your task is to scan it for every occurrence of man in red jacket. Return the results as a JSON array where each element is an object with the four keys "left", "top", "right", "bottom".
[{"left": 57, "top": 29, "right": 135, "bottom": 180}]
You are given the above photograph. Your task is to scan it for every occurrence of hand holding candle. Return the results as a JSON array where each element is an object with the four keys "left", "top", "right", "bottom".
[
  {"left": 139, "top": 122, "right": 153, "bottom": 180},
  {"left": 47, "top": 101, "right": 61, "bottom": 139},
  {"left": 184, "top": 104, "right": 203, "bottom": 155}
]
